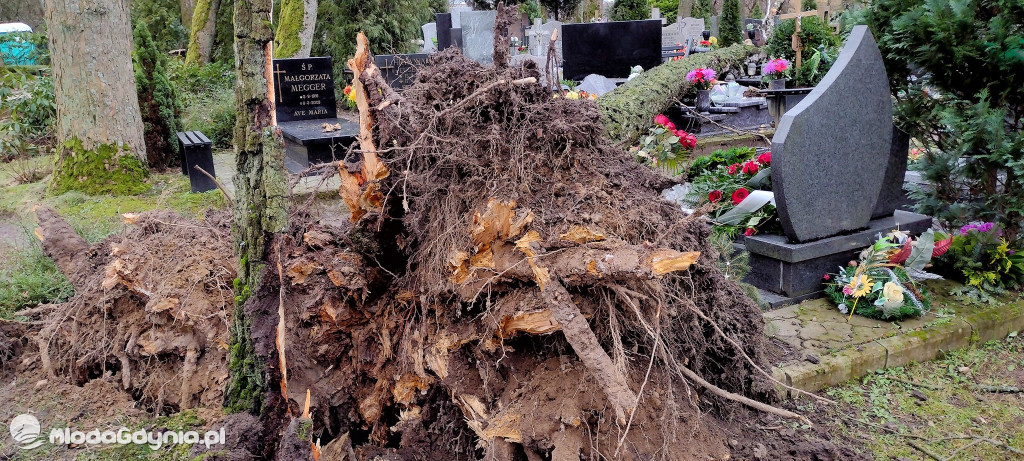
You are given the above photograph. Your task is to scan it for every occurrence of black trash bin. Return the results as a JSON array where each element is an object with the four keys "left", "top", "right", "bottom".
[{"left": 176, "top": 131, "right": 217, "bottom": 193}]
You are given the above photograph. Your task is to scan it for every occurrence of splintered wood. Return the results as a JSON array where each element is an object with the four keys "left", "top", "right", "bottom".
[
  {"left": 340, "top": 32, "right": 390, "bottom": 222},
  {"left": 446, "top": 198, "right": 701, "bottom": 425}
]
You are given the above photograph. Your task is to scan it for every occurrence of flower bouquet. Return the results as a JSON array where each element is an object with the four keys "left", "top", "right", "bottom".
[
  {"left": 824, "top": 230, "right": 946, "bottom": 320},
  {"left": 685, "top": 149, "right": 778, "bottom": 237},
  {"left": 342, "top": 85, "right": 357, "bottom": 110},
  {"left": 932, "top": 222, "right": 1024, "bottom": 290},
  {"left": 631, "top": 114, "right": 697, "bottom": 176},
  {"left": 762, "top": 58, "right": 789, "bottom": 90},
  {"left": 686, "top": 68, "right": 717, "bottom": 91}
]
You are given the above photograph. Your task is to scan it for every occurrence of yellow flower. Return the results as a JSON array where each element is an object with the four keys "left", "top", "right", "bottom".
[
  {"left": 566, "top": 91, "right": 581, "bottom": 100},
  {"left": 709, "top": 37, "right": 718, "bottom": 46},
  {"left": 882, "top": 282, "right": 904, "bottom": 308},
  {"left": 847, "top": 274, "right": 871, "bottom": 297}
]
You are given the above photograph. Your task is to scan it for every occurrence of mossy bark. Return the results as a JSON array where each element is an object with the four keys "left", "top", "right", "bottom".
[
  {"left": 51, "top": 138, "right": 151, "bottom": 196},
  {"left": 224, "top": 0, "right": 287, "bottom": 414},
  {"left": 597, "top": 44, "right": 753, "bottom": 145},
  {"left": 185, "top": 0, "right": 220, "bottom": 66},
  {"left": 273, "top": 0, "right": 317, "bottom": 58},
  {"left": 44, "top": 0, "right": 148, "bottom": 193}
]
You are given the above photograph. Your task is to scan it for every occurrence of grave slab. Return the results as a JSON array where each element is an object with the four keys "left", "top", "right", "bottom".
[{"left": 562, "top": 20, "right": 662, "bottom": 80}]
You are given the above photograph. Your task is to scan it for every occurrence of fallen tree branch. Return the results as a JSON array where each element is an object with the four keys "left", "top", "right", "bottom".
[{"left": 194, "top": 165, "right": 235, "bottom": 207}]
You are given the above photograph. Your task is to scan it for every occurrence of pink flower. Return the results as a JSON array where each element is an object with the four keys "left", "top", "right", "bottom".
[
  {"left": 654, "top": 114, "right": 670, "bottom": 126},
  {"left": 742, "top": 161, "right": 760, "bottom": 175},
  {"left": 744, "top": 228, "right": 756, "bottom": 236},
  {"left": 664, "top": 122, "right": 676, "bottom": 131},
  {"left": 757, "top": 152, "right": 771, "bottom": 165},
  {"left": 823, "top": 274, "right": 831, "bottom": 280},
  {"left": 842, "top": 286, "right": 853, "bottom": 295}
]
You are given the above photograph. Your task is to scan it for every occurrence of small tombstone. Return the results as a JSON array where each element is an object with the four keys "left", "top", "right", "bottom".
[
  {"left": 450, "top": 6, "right": 472, "bottom": 28},
  {"left": 375, "top": 54, "right": 430, "bottom": 91},
  {"left": 422, "top": 23, "right": 437, "bottom": 53},
  {"left": 271, "top": 57, "right": 336, "bottom": 122},
  {"left": 709, "top": 15, "right": 719, "bottom": 38},
  {"left": 562, "top": 20, "right": 662, "bottom": 80},
  {"left": 576, "top": 74, "right": 618, "bottom": 96}
]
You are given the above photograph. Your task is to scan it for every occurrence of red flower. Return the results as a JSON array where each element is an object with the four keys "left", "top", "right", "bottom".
[
  {"left": 654, "top": 114, "right": 670, "bottom": 126},
  {"left": 708, "top": 190, "right": 723, "bottom": 202},
  {"left": 742, "top": 161, "right": 760, "bottom": 175},
  {"left": 744, "top": 228, "right": 756, "bottom": 236},
  {"left": 727, "top": 163, "right": 740, "bottom": 175},
  {"left": 731, "top": 188, "right": 750, "bottom": 205},
  {"left": 343, "top": 86, "right": 352, "bottom": 95},
  {"left": 664, "top": 122, "right": 676, "bottom": 131},
  {"left": 757, "top": 151, "right": 771, "bottom": 165}
]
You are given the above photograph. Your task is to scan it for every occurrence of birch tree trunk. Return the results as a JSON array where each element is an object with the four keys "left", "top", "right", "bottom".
[
  {"left": 223, "top": 0, "right": 288, "bottom": 414},
  {"left": 273, "top": 0, "right": 317, "bottom": 58},
  {"left": 45, "top": 0, "right": 149, "bottom": 195},
  {"left": 184, "top": 0, "right": 219, "bottom": 65}
]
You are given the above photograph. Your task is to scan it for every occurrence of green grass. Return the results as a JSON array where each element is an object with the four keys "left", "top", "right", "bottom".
[
  {"left": 819, "top": 337, "right": 1024, "bottom": 460},
  {"left": 0, "top": 234, "right": 73, "bottom": 319},
  {"left": 0, "top": 167, "right": 228, "bottom": 316}
]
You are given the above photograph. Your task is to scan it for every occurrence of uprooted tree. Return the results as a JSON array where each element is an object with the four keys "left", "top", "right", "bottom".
[
  {"left": 18, "top": 5, "right": 819, "bottom": 460},
  {"left": 213, "top": 5, "right": 812, "bottom": 459}
]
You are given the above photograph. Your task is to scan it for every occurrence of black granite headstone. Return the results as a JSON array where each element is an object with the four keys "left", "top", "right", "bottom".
[
  {"left": 562, "top": 20, "right": 662, "bottom": 80},
  {"left": 375, "top": 54, "right": 429, "bottom": 91},
  {"left": 437, "top": 13, "right": 453, "bottom": 50},
  {"left": 271, "top": 56, "right": 337, "bottom": 123}
]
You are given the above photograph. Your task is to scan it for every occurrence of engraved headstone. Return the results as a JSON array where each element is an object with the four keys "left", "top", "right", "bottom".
[
  {"left": 771, "top": 26, "right": 894, "bottom": 242},
  {"left": 663, "top": 23, "right": 684, "bottom": 46},
  {"left": 271, "top": 57, "right": 337, "bottom": 123},
  {"left": 538, "top": 20, "right": 563, "bottom": 60},
  {"left": 678, "top": 17, "right": 705, "bottom": 43}
]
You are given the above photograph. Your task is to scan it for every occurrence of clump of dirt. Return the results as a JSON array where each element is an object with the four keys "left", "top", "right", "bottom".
[{"left": 18, "top": 207, "right": 236, "bottom": 413}]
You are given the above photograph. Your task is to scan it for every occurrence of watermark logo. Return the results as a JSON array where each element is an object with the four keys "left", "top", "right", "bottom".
[
  {"left": 9, "top": 414, "right": 43, "bottom": 450},
  {"left": 8, "top": 414, "right": 225, "bottom": 451}
]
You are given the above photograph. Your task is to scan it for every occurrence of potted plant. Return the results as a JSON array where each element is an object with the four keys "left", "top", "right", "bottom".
[
  {"left": 762, "top": 58, "right": 789, "bottom": 90},
  {"left": 687, "top": 67, "right": 716, "bottom": 113}
]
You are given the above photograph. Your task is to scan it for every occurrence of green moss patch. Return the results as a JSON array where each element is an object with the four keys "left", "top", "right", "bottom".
[{"left": 50, "top": 138, "right": 151, "bottom": 196}]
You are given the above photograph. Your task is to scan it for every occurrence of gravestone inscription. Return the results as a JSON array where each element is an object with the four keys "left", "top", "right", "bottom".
[
  {"left": 272, "top": 57, "right": 337, "bottom": 122},
  {"left": 678, "top": 17, "right": 705, "bottom": 42}
]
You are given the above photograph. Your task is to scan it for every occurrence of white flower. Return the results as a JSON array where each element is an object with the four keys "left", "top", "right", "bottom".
[
  {"left": 882, "top": 282, "right": 905, "bottom": 309},
  {"left": 838, "top": 303, "right": 848, "bottom": 314}
]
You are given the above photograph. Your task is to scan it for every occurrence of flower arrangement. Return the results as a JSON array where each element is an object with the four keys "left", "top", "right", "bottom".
[
  {"left": 762, "top": 58, "right": 790, "bottom": 79},
  {"left": 699, "top": 40, "right": 712, "bottom": 47},
  {"left": 342, "top": 85, "right": 357, "bottom": 110},
  {"left": 933, "top": 222, "right": 1024, "bottom": 290},
  {"left": 685, "top": 148, "right": 777, "bottom": 237},
  {"left": 686, "top": 68, "right": 717, "bottom": 91},
  {"left": 553, "top": 90, "right": 597, "bottom": 100},
  {"left": 631, "top": 114, "right": 697, "bottom": 175},
  {"left": 824, "top": 231, "right": 941, "bottom": 320}
]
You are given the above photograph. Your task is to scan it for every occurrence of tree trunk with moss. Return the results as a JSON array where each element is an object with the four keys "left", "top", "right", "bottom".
[
  {"left": 224, "top": 0, "right": 288, "bottom": 415},
  {"left": 45, "top": 0, "right": 149, "bottom": 196},
  {"left": 273, "top": 0, "right": 317, "bottom": 58},
  {"left": 597, "top": 44, "right": 752, "bottom": 145},
  {"left": 184, "top": 0, "right": 220, "bottom": 65}
]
